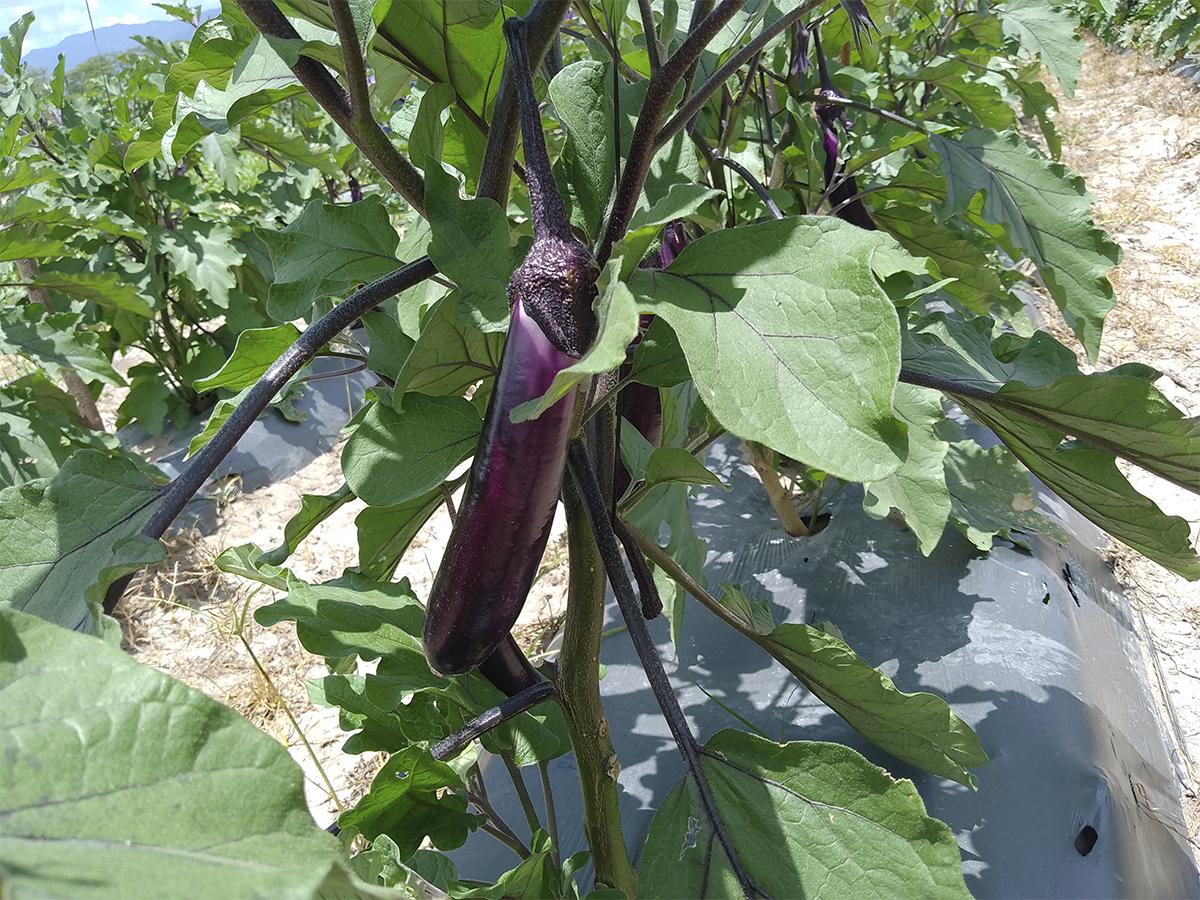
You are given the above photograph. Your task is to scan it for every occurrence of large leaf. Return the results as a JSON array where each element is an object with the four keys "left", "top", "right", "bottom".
[
  {"left": 0, "top": 451, "right": 163, "bottom": 631},
  {"left": 342, "top": 394, "right": 481, "bottom": 506},
  {"left": 549, "top": 60, "right": 616, "bottom": 237},
  {"left": 393, "top": 292, "right": 504, "bottom": 397},
  {"left": 28, "top": 270, "right": 154, "bottom": 317},
  {"left": 255, "top": 572, "right": 426, "bottom": 661},
  {"left": 339, "top": 747, "right": 483, "bottom": 857},
  {"left": 0, "top": 305, "right": 121, "bottom": 386},
  {"left": 165, "top": 23, "right": 323, "bottom": 159},
  {"left": 874, "top": 204, "right": 1005, "bottom": 314},
  {"left": 260, "top": 483, "right": 354, "bottom": 566},
  {"left": 863, "top": 384, "right": 951, "bottom": 555},
  {"left": 264, "top": 197, "right": 401, "bottom": 321},
  {"left": 376, "top": 0, "right": 505, "bottom": 119},
  {"left": 156, "top": 218, "right": 244, "bottom": 309},
  {"left": 0, "top": 373, "right": 116, "bottom": 488},
  {"left": 943, "top": 439, "right": 1068, "bottom": 552},
  {"left": 999, "top": 0, "right": 1083, "bottom": 95},
  {"left": 709, "top": 585, "right": 987, "bottom": 786},
  {"left": 903, "top": 314, "right": 1200, "bottom": 578},
  {"left": 758, "top": 623, "right": 987, "bottom": 786},
  {"left": 425, "top": 167, "right": 513, "bottom": 332},
  {"left": 931, "top": 129, "right": 1118, "bottom": 359},
  {"left": 355, "top": 489, "right": 445, "bottom": 581},
  {"left": 627, "top": 217, "right": 911, "bottom": 483},
  {"left": 0, "top": 608, "right": 350, "bottom": 900},
  {"left": 637, "top": 730, "right": 971, "bottom": 899}
]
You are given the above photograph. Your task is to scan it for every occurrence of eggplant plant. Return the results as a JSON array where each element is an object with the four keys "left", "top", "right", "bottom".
[{"left": 3, "top": 1, "right": 1200, "bottom": 898}]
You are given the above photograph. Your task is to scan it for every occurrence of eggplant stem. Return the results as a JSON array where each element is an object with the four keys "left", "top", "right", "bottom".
[
  {"left": 713, "top": 155, "right": 783, "bottom": 220},
  {"left": 501, "top": 752, "right": 545, "bottom": 838},
  {"left": 430, "top": 680, "right": 558, "bottom": 761},
  {"left": 567, "top": 441, "right": 764, "bottom": 899},
  {"left": 537, "top": 760, "right": 562, "bottom": 866},
  {"left": 504, "top": 18, "right": 572, "bottom": 240},
  {"left": 612, "top": 516, "right": 663, "bottom": 619}
]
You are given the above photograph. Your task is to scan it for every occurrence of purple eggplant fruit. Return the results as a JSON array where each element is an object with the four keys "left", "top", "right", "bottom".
[
  {"left": 422, "top": 19, "right": 598, "bottom": 678},
  {"left": 613, "top": 224, "right": 688, "bottom": 497},
  {"left": 813, "top": 31, "right": 876, "bottom": 231}
]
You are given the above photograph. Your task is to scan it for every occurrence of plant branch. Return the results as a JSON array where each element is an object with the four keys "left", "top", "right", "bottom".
[
  {"left": 102, "top": 256, "right": 437, "bottom": 614},
  {"left": 898, "top": 369, "right": 1200, "bottom": 495},
  {"left": 537, "top": 760, "right": 562, "bottom": 867},
  {"left": 501, "top": 752, "right": 544, "bottom": 839},
  {"left": 430, "top": 681, "right": 557, "bottom": 760},
  {"left": 556, "top": 476, "right": 638, "bottom": 896},
  {"left": 329, "top": 1, "right": 371, "bottom": 119},
  {"left": 567, "top": 440, "right": 762, "bottom": 899},
  {"left": 678, "top": 0, "right": 715, "bottom": 108},
  {"left": 597, "top": 0, "right": 750, "bottom": 264},
  {"left": 713, "top": 154, "right": 783, "bottom": 219},
  {"left": 637, "top": 0, "right": 662, "bottom": 75},
  {"left": 478, "top": 820, "right": 533, "bottom": 860},
  {"left": 477, "top": 0, "right": 571, "bottom": 205},
  {"left": 657, "top": 0, "right": 826, "bottom": 152},
  {"left": 235, "top": 0, "right": 425, "bottom": 214},
  {"left": 791, "top": 90, "right": 926, "bottom": 132}
]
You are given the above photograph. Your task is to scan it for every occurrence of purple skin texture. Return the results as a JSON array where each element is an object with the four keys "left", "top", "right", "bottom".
[
  {"left": 424, "top": 298, "right": 578, "bottom": 675},
  {"left": 423, "top": 18, "right": 598, "bottom": 681}
]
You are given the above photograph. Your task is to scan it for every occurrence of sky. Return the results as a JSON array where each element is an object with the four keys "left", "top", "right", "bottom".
[{"left": 0, "top": 0, "right": 163, "bottom": 51}]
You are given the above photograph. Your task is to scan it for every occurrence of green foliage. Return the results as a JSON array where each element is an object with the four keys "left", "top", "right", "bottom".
[
  {"left": 5, "top": 1, "right": 1200, "bottom": 896},
  {"left": 0, "top": 607, "right": 361, "bottom": 900},
  {"left": 638, "top": 731, "right": 971, "bottom": 898},
  {"left": 0, "top": 451, "right": 163, "bottom": 631}
]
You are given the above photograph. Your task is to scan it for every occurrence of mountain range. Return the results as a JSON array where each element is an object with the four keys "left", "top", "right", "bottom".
[{"left": 24, "top": 11, "right": 212, "bottom": 72}]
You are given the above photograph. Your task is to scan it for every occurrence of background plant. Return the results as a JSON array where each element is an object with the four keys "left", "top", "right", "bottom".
[{"left": 2, "top": 1, "right": 1199, "bottom": 898}]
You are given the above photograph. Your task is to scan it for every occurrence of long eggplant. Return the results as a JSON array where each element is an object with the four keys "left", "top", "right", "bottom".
[
  {"left": 422, "top": 19, "right": 598, "bottom": 678},
  {"left": 814, "top": 30, "right": 876, "bottom": 231}
]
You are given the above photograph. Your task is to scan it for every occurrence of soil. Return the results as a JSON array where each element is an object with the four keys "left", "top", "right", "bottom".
[{"left": 103, "top": 41, "right": 1199, "bottom": 841}]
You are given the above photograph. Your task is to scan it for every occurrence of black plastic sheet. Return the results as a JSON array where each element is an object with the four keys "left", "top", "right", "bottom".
[{"left": 457, "top": 439, "right": 1198, "bottom": 898}]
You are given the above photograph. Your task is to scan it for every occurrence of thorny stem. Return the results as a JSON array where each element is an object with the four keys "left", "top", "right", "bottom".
[
  {"left": 567, "top": 441, "right": 763, "bottom": 899},
  {"left": 329, "top": 1, "right": 371, "bottom": 120},
  {"left": 679, "top": 0, "right": 715, "bottom": 108},
  {"left": 657, "top": 0, "right": 827, "bottom": 152},
  {"left": 598, "top": 0, "right": 751, "bottom": 264},
  {"left": 636, "top": 0, "right": 662, "bottom": 74},
  {"left": 235, "top": 0, "right": 425, "bottom": 214}
]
